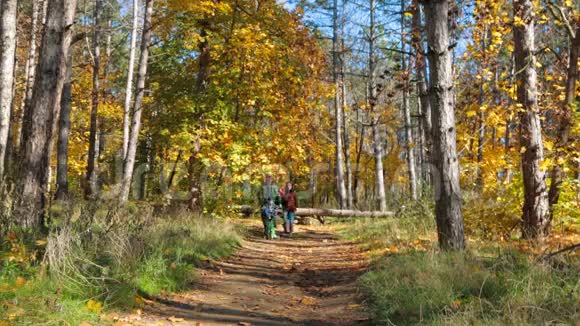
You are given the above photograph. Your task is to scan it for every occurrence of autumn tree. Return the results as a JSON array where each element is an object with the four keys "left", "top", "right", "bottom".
[{"left": 14, "top": 0, "right": 78, "bottom": 228}]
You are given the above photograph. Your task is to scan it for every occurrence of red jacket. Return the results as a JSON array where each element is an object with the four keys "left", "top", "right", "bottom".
[{"left": 284, "top": 191, "right": 298, "bottom": 212}]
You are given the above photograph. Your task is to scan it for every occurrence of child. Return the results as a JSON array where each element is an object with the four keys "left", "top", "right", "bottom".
[
  {"left": 261, "top": 198, "right": 278, "bottom": 239},
  {"left": 282, "top": 182, "right": 298, "bottom": 236}
]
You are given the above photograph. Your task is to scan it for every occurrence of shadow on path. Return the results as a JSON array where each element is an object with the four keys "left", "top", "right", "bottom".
[{"left": 132, "top": 222, "right": 371, "bottom": 326}]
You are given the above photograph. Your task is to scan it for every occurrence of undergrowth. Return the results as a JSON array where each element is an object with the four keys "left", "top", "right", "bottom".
[
  {"left": 0, "top": 202, "right": 242, "bottom": 324},
  {"left": 337, "top": 198, "right": 580, "bottom": 325}
]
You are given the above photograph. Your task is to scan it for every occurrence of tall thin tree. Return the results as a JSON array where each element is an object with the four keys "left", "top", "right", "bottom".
[
  {"left": 120, "top": 0, "right": 154, "bottom": 204},
  {"left": 0, "top": 0, "right": 18, "bottom": 181},
  {"left": 16, "top": 0, "right": 41, "bottom": 152},
  {"left": 55, "top": 54, "right": 73, "bottom": 201},
  {"left": 513, "top": 0, "right": 549, "bottom": 239},
  {"left": 423, "top": 0, "right": 465, "bottom": 250},
  {"left": 86, "top": 0, "right": 102, "bottom": 198},
  {"left": 369, "top": 0, "right": 387, "bottom": 211},
  {"left": 123, "top": 0, "right": 139, "bottom": 160},
  {"left": 411, "top": 0, "right": 432, "bottom": 186},
  {"left": 333, "top": 0, "right": 347, "bottom": 208},
  {"left": 547, "top": 3, "right": 578, "bottom": 216},
  {"left": 401, "top": 0, "right": 418, "bottom": 200},
  {"left": 14, "top": 0, "right": 78, "bottom": 228}
]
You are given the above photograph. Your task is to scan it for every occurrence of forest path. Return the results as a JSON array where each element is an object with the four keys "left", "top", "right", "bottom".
[{"left": 129, "top": 222, "right": 371, "bottom": 325}]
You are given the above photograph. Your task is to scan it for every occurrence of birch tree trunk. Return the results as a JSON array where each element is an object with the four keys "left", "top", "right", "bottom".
[
  {"left": 423, "top": 0, "right": 465, "bottom": 250},
  {"left": 333, "top": 0, "right": 347, "bottom": 208},
  {"left": 340, "top": 0, "right": 353, "bottom": 208},
  {"left": 369, "top": 0, "right": 387, "bottom": 211},
  {"left": 342, "top": 72, "right": 353, "bottom": 208},
  {"left": 120, "top": 0, "right": 153, "bottom": 204},
  {"left": 123, "top": 0, "right": 139, "bottom": 160},
  {"left": 401, "top": 0, "right": 417, "bottom": 200},
  {"left": 0, "top": 0, "right": 18, "bottom": 181},
  {"left": 14, "top": 0, "right": 77, "bottom": 228},
  {"left": 513, "top": 0, "right": 550, "bottom": 239},
  {"left": 86, "top": 0, "right": 102, "bottom": 198}
]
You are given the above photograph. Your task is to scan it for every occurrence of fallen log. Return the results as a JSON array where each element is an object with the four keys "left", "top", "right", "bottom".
[
  {"left": 295, "top": 208, "right": 394, "bottom": 218},
  {"left": 235, "top": 205, "right": 394, "bottom": 218}
]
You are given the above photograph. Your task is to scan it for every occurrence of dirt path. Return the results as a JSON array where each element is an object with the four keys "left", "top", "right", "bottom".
[{"left": 128, "top": 223, "right": 370, "bottom": 325}]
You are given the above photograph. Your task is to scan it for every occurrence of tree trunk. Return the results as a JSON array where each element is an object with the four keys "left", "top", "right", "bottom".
[
  {"left": 16, "top": 0, "right": 40, "bottom": 153},
  {"left": 123, "top": 0, "right": 139, "bottom": 160},
  {"left": 185, "top": 23, "right": 211, "bottom": 213},
  {"left": 333, "top": 0, "right": 347, "bottom": 208},
  {"left": 342, "top": 72, "right": 353, "bottom": 208},
  {"left": 14, "top": 0, "right": 77, "bottom": 228},
  {"left": 513, "top": 0, "right": 550, "bottom": 240},
  {"left": 120, "top": 0, "right": 153, "bottom": 204},
  {"left": 548, "top": 28, "right": 579, "bottom": 214},
  {"left": 0, "top": 0, "right": 18, "bottom": 181},
  {"left": 352, "top": 106, "right": 365, "bottom": 205},
  {"left": 308, "top": 151, "right": 316, "bottom": 207},
  {"left": 412, "top": 0, "right": 432, "bottom": 186},
  {"left": 369, "top": 0, "right": 387, "bottom": 211},
  {"left": 167, "top": 150, "right": 182, "bottom": 188},
  {"left": 401, "top": 0, "right": 417, "bottom": 200},
  {"left": 55, "top": 54, "right": 72, "bottom": 201},
  {"left": 423, "top": 0, "right": 465, "bottom": 250},
  {"left": 476, "top": 27, "right": 488, "bottom": 190},
  {"left": 340, "top": 3, "right": 353, "bottom": 209},
  {"left": 86, "top": 0, "right": 102, "bottom": 199}
]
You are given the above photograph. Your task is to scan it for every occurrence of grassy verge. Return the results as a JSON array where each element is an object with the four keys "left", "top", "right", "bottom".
[
  {"left": 0, "top": 203, "right": 242, "bottom": 324},
  {"left": 335, "top": 201, "right": 579, "bottom": 325}
]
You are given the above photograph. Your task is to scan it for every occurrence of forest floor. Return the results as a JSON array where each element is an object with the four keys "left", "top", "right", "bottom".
[{"left": 116, "top": 221, "right": 371, "bottom": 326}]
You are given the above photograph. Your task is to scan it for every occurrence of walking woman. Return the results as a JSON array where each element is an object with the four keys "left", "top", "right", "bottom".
[{"left": 282, "top": 182, "right": 298, "bottom": 236}]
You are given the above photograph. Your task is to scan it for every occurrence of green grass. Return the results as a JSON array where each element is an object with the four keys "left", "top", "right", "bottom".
[
  {"left": 0, "top": 204, "right": 242, "bottom": 324},
  {"left": 336, "top": 200, "right": 580, "bottom": 325},
  {"left": 360, "top": 250, "right": 579, "bottom": 325}
]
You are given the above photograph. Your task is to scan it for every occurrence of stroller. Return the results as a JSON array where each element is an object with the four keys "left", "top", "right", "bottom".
[{"left": 261, "top": 198, "right": 280, "bottom": 240}]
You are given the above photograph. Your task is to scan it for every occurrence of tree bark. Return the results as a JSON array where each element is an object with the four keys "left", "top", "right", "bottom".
[
  {"left": 119, "top": 0, "right": 153, "bottom": 204},
  {"left": 369, "top": 0, "right": 387, "bottom": 211},
  {"left": 423, "top": 0, "right": 465, "bottom": 250},
  {"left": 333, "top": 0, "right": 347, "bottom": 208},
  {"left": 185, "top": 22, "right": 211, "bottom": 213},
  {"left": 123, "top": 0, "right": 139, "bottom": 160},
  {"left": 0, "top": 0, "right": 18, "bottom": 181},
  {"left": 476, "top": 26, "right": 488, "bottom": 191},
  {"left": 548, "top": 28, "right": 579, "bottom": 214},
  {"left": 14, "top": 0, "right": 77, "bottom": 228},
  {"left": 16, "top": 0, "right": 40, "bottom": 153},
  {"left": 412, "top": 0, "right": 432, "bottom": 186},
  {"left": 86, "top": 0, "right": 102, "bottom": 199},
  {"left": 340, "top": 2, "right": 353, "bottom": 208},
  {"left": 55, "top": 54, "right": 73, "bottom": 201},
  {"left": 401, "top": 0, "right": 418, "bottom": 200},
  {"left": 513, "top": 0, "right": 550, "bottom": 239},
  {"left": 342, "top": 72, "right": 353, "bottom": 208}
]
